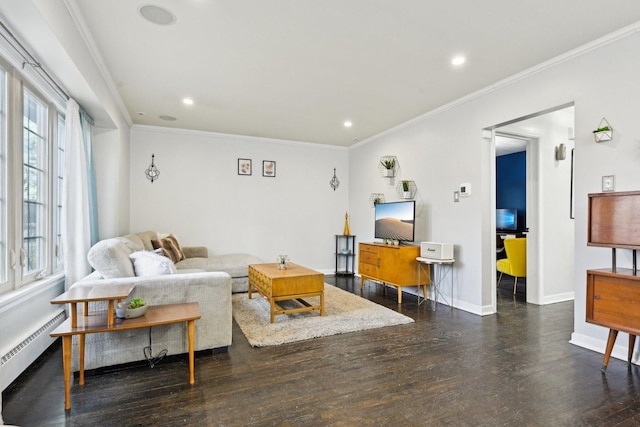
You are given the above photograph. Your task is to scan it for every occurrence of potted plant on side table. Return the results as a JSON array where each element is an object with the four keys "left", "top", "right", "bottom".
[{"left": 116, "top": 298, "right": 148, "bottom": 319}]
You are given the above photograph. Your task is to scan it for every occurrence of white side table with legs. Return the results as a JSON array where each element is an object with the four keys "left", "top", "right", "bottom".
[{"left": 417, "top": 257, "right": 455, "bottom": 310}]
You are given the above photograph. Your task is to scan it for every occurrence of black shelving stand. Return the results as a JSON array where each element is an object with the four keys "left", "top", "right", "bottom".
[{"left": 335, "top": 235, "right": 356, "bottom": 275}]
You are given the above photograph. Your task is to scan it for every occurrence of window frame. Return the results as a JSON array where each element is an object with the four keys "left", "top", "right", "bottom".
[{"left": 0, "top": 59, "right": 66, "bottom": 296}]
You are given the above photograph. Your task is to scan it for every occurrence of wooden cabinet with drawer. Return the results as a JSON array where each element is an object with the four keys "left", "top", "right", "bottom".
[
  {"left": 358, "top": 243, "right": 428, "bottom": 303},
  {"left": 586, "top": 191, "right": 640, "bottom": 372}
]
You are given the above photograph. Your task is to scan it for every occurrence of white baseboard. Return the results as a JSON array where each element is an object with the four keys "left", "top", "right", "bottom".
[{"left": 570, "top": 331, "right": 639, "bottom": 366}]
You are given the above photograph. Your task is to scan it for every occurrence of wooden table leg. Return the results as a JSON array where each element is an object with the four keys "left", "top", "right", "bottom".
[
  {"left": 270, "top": 298, "right": 275, "bottom": 324},
  {"left": 188, "top": 319, "right": 196, "bottom": 385},
  {"left": 79, "top": 334, "right": 85, "bottom": 386},
  {"left": 70, "top": 302, "right": 78, "bottom": 328},
  {"left": 602, "top": 329, "right": 619, "bottom": 373},
  {"left": 320, "top": 291, "right": 325, "bottom": 316},
  {"left": 62, "top": 336, "right": 72, "bottom": 411},
  {"left": 107, "top": 300, "right": 115, "bottom": 326},
  {"left": 397, "top": 286, "right": 403, "bottom": 304},
  {"left": 629, "top": 334, "right": 637, "bottom": 364}
]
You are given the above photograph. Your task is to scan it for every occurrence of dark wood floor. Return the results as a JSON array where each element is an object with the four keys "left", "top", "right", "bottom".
[{"left": 4, "top": 276, "right": 640, "bottom": 426}]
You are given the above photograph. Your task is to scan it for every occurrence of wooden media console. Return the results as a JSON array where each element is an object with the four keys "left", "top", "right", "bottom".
[{"left": 358, "top": 242, "right": 428, "bottom": 303}]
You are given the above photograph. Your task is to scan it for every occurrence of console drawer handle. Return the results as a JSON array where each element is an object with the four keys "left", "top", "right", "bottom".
[{"left": 594, "top": 295, "right": 600, "bottom": 300}]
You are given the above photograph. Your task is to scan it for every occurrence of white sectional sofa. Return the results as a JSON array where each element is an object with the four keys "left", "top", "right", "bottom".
[{"left": 68, "top": 231, "right": 261, "bottom": 371}]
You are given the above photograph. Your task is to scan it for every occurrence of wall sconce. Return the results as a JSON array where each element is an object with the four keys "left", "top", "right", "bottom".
[
  {"left": 145, "top": 153, "right": 160, "bottom": 183},
  {"left": 555, "top": 143, "right": 567, "bottom": 161},
  {"left": 329, "top": 168, "right": 340, "bottom": 191}
]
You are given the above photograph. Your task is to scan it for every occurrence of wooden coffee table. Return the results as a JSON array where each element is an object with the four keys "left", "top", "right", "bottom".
[{"left": 248, "top": 263, "right": 324, "bottom": 323}]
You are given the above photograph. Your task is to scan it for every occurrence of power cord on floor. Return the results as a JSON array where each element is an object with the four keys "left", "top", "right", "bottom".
[{"left": 143, "top": 327, "right": 167, "bottom": 368}]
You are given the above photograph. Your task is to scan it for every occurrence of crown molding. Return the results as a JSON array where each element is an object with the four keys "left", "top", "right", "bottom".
[{"left": 131, "top": 124, "right": 348, "bottom": 151}]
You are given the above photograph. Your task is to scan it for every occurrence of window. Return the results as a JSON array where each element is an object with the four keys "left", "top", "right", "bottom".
[
  {"left": 0, "top": 61, "right": 65, "bottom": 296},
  {"left": 22, "top": 89, "right": 48, "bottom": 277}
]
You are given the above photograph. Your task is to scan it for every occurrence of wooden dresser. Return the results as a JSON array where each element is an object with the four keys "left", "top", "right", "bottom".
[{"left": 358, "top": 242, "right": 428, "bottom": 303}]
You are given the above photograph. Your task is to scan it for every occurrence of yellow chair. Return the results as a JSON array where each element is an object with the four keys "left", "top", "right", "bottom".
[{"left": 496, "top": 237, "right": 526, "bottom": 294}]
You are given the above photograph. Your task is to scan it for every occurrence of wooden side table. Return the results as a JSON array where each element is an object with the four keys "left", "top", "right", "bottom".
[
  {"left": 50, "top": 286, "right": 201, "bottom": 410},
  {"left": 51, "top": 283, "right": 134, "bottom": 327}
]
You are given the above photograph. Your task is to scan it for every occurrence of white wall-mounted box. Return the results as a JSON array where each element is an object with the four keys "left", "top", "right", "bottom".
[{"left": 420, "top": 242, "right": 454, "bottom": 260}]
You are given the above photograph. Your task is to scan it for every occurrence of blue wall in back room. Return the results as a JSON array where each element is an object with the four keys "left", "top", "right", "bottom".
[{"left": 496, "top": 152, "right": 526, "bottom": 230}]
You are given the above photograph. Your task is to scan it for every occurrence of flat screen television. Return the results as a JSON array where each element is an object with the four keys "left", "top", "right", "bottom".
[
  {"left": 374, "top": 200, "right": 415, "bottom": 242},
  {"left": 496, "top": 208, "right": 518, "bottom": 231}
]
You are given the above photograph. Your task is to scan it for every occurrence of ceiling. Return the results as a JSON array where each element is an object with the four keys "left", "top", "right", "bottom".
[{"left": 69, "top": 1, "right": 640, "bottom": 146}]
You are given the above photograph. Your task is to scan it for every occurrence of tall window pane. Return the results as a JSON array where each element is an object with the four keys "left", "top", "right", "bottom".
[
  {"left": 54, "top": 113, "right": 64, "bottom": 272},
  {"left": 22, "top": 89, "right": 47, "bottom": 276}
]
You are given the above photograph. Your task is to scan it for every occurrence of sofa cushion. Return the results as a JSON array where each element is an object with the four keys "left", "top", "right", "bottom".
[
  {"left": 118, "top": 234, "right": 145, "bottom": 252},
  {"left": 130, "top": 250, "right": 177, "bottom": 276},
  {"left": 151, "top": 234, "right": 185, "bottom": 263},
  {"left": 175, "top": 253, "right": 262, "bottom": 278},
  {"left": 136, "top": 230, "right": 159, "bottom": 251},
  {"left": 87, "top": 238, "right": 135, "bottom": 278}
]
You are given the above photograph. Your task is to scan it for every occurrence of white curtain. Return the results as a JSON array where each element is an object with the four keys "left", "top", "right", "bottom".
[{"left": 62, "top": 98, "right": 92, "bottom": 290}]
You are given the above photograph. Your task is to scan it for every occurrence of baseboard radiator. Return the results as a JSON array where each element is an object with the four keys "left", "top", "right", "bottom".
[{"left": 1, "top": 311, "right": 65, "bottom": 391}]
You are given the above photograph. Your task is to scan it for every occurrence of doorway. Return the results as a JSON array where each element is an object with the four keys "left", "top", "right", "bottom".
[{"left": 488, "top": 104, "right": 576, "bottom": 312}]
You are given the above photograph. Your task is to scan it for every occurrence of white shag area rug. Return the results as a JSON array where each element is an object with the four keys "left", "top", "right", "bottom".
[{"left": 232, "top": 284, "right": 414, "bottom": 347}]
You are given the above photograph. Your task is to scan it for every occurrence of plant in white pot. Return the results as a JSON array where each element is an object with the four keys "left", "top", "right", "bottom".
[
  {"left": 116, "top": 298, "right": 148, "bottom": 319},
  {"left": 380, "top": 158, "right": 396, "bottom": 177},
  {"left": 401, "top": 180, "right": 411, "bottom": 198}
]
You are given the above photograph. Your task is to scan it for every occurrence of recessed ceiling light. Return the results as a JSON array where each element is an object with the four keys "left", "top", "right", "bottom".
[
  {"left": 159, "top": 115, "right": 177, "bottom": 121},
  {"left": 344, "top": 121, "right": 353, "bottom": 128},
  {"left": 451, "top": 55, "right": 466, "bottom": 66},
  {"left": 183, "top": 98, "right": 194, "bottom": 105},
  {"left": 139, "top": 5, "right": 176, "bottom": 26},
  {"left": 137, "top": 112, "right": 145, "bottom": 116}
]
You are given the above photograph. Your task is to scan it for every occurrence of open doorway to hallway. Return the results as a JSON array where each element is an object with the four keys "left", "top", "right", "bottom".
[{"left": 491, "top": 104, "right": 576, "bottom": 310}]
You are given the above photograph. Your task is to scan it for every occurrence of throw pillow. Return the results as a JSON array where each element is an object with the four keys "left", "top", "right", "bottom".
[
  {"left": 151, "top": 234, "right": 185, "bottom": 264},
  {"left": 129, "top": 250, "right": 177, "bottom": 276}
]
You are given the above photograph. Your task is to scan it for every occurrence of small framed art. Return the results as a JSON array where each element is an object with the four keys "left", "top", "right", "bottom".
[
  {"left": 238, "top": 158, "right": 252, "bottom": 176},
  {"left": 263, "top": 160, "right": 276, "bottom": 177}
]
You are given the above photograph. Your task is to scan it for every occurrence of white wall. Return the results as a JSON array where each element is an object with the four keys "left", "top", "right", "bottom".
[
  {"left": 94, "top": 127, "right": 131, "bottom": 238},
  {"left": 570, "top": 33, "right": 640, "bottom": 363},
  {"left": 349, "top": 26, "right": 640, "bottom": 355},
  {"left": 130, "top": 126, "right": 348, "bottom": 273}
]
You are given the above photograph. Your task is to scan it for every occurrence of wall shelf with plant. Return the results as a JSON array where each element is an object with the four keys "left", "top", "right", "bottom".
[
  {"left": 378, "top": 155, "right": 398, "bottom": 178},
  {"left": 369, "top": 193, "right": 385, "bottom": 207},
  {"left": 593, "top": 117, "right": 613, "bottom": 143},
  {"left": 396, "top": 180, "right": 417, "bottom": 199}
]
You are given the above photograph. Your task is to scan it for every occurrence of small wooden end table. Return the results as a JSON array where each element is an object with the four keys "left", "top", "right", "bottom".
[
  {"left": 50, "top": 286, "right": 201, "bottom": 410},
  {"left": 248, "top": 263, "right": 324, "bottom": 323}
]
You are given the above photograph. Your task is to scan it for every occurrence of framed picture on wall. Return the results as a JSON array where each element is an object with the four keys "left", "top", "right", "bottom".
[
  {"left": 263, "top": 160, "right": 276, "bottom": 177},
  {"left": 238, "top": 158, "right": 252, "bottom": 176}
]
